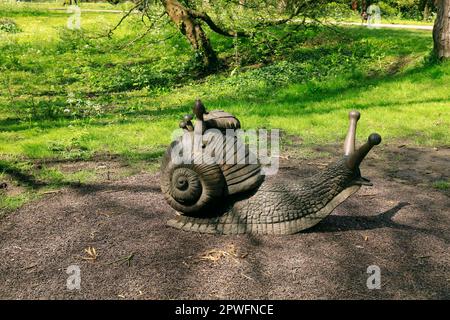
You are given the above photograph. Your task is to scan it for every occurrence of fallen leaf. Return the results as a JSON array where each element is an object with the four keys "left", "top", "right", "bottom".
[
  {"left": 200, "top": 244, "right": 239, "bottom": 264},
  {"left": 82, "top": 246, "right": 99, "bottom": 261}
]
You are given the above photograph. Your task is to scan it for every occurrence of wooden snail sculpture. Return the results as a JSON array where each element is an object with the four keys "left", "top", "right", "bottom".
[{"left": 160, "top": 99, "right": 382, "bottom": 235}]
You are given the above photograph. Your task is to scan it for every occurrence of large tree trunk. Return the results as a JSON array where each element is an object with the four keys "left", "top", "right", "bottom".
[
  {"left": 161, "top": 0, "right": 218, "bottom": 70},
  {"left": 433, "top": 0, "right": 450, "bottom": 59}
]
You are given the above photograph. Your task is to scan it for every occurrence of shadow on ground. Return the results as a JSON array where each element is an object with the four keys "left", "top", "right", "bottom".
[{"left": 0, "top": 145, "right": 449, "bottom": 299}]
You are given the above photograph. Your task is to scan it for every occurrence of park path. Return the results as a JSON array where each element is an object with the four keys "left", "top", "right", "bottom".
[{"left": 339, "top": 21, "right": 433, "bottom": 30}]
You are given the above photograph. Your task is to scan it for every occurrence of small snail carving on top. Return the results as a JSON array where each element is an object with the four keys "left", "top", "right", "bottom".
[{"left": 160, "top": 99, "right": 382, "bottom": 235}]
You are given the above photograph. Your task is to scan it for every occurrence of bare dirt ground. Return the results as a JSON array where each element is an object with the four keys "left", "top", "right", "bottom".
[{"left": 0, "top": 143, "right": 449, "bottom": 299}]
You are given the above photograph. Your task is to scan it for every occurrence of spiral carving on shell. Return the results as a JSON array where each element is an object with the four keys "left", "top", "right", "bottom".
[{"left": 160, "top": 146, "right": 226, "bottom": 215}]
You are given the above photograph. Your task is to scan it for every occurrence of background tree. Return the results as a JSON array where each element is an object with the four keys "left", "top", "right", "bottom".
[
  {"left": 111, "top": 0, "right": 339, "bottom": 71},
  {"left": 378, "top": 0, "right": 435, "bottom": 19},
  {"left": 433, "top": 0, "right": 450, "bottom": 59},
  {"left": 160, "top": 0, "right": 220, "bottom": 69}
]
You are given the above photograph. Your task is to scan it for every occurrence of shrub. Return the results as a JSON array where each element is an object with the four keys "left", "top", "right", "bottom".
[
  {"left": 324, "top": 2, "right": 353, "bottom": 20},
  {"left": 0, "top": 18, "right": 22, "bottom": 34},
  {"left": 378, "top": 2, "right": 398, "bottom": 17},
  {"left": 94, "top": 65, "right": 172, "bottom": 92}
]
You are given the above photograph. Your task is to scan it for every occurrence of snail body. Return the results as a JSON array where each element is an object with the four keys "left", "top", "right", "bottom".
[{"left": 161, "top": 100, "right": 381, "bottom": 235}]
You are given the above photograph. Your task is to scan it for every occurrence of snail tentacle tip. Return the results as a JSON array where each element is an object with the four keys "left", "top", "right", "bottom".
[
  {"left": 195, "top": 99, "right": 204, "bottom": 109},
  {"left": 349, "top": 110, "right": 361, "bottom": 120},
  {"left": 368, "top": 133, "right": 382, "bottom": 145},
  {"left": 193, "top": 99, "right": 207, "bottom": 120},
  {"left": 179, "top": 121, "right": 187, "bottom": 129}
]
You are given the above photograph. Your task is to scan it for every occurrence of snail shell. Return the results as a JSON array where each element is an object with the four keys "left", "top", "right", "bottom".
[
  {"left": 160, "top": 140, "right": 226, "bottom": 215},
  {"left": 203, "top": 110, "right": 241, "bottom": 131},
  {"left": 160, "top": 128, "right": 264, "bottom": 215}
]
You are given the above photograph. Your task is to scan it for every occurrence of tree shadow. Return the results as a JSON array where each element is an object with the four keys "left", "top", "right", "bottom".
[
  {"left": 0, "top": 160, "right": 46, "bottom": 188},
  {"left": 70, "top": 181, "right": 162, "bottom": 195},
  {"left": 0, "top": 151, "right": 163, "bottom": 193},
  {"left": 0, "top": 103, "right": 190, "bottom": 133}
]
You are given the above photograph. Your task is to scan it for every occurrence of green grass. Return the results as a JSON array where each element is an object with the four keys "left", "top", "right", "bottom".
[
  {"left": 0, "top": 192, "right": 31, "bottom": 216},
  {"left": 433, "top": 180, "right": 449, "bottom": 191},
  {"left": 1, "top": 2, "right": 449, "bottom": 214}
]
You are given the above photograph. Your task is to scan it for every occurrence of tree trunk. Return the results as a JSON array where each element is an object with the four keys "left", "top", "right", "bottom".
[
  {"left": 161, "top": 0, "right": 218, "bottom": 70},
  {"left": 433, "top": 0, "right": 450, "bottom": 59}
]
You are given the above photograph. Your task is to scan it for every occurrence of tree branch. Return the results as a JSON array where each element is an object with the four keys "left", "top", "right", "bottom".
[
  {"left": 254, "top": 0, "right": 312, "bottom": 28},
  {"left": 188, "top": 9, "right": 250, "bottom": 37},
  {"left": 116, "top": 12, "right": 168, "bottom": 49},
  {"left": 107, "top": 1, "right": 143, "bottom": 38}
]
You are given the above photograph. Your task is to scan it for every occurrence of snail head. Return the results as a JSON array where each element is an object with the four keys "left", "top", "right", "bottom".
[{"left": 343, "top": 110, "right": 382, "bottom": 186}]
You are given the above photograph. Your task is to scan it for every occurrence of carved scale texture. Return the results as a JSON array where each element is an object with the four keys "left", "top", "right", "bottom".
[{"left": 167, "top": 158, "right": 359, "bottom": 235}]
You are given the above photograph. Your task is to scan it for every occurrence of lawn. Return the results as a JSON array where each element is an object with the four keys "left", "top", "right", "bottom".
[{"left": 0, "top": 2, "right": 449, "bottom": 214}]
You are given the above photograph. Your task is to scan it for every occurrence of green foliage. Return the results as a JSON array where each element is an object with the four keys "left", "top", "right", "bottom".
[
  {"left": 433, "top": 180, "right": 449, "bottom": 191},
  {"left": 0, "top": 193, "right": 31, "bottom": 217},
  {"left": 324, "top": 2, "right": 353, "bottom": 20},
  {"left": 0, "top": 5, "right": 52, "bottom": 17},
  {"left": 49, "top": 132, "right": 91, "bottom": 157},
  {"left": 97, "top": 64, "right": 173, "bottom": 91},
  {"left": 0, "top": 18, "right": 21, "bottom": 33},
  {"left": 380, "top": 0, "right": 434, "bottom": 20},
  {"left": 378, "top": 2, "right": 398, "bottom": 17},
  {"left": 18, "top": 99, "right": 68, "bottom": 121}
]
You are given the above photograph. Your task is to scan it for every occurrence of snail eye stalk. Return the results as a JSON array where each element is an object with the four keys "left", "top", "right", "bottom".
[
  {"left": 183, "top": 114, "right": 194, "bottom": 132},
  {"left": 344, "top": 110, "right": 360, "bottom": 156},
  {"left": 193, "top": 99, "right": 207, "bottom": 121},
  {"left": 346, "top": 133, "right": 382, "bottom": 170},
  {"left": 193, "top": 99, "right": 207, "bottom": 135}
]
